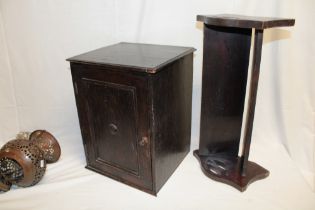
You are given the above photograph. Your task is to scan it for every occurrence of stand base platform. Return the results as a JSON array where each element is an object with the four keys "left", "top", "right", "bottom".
[{"left": 193, "top": 150, "right": 269, "bottom": 192}]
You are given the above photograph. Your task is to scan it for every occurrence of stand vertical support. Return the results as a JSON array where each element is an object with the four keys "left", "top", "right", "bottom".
[{"left": 240, "top": 29, "right": 263, "bottom": 176}]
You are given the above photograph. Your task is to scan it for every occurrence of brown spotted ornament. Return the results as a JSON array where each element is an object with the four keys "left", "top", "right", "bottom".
[{"left": 0, "top": 130, "right": 61, "bottom": 192}]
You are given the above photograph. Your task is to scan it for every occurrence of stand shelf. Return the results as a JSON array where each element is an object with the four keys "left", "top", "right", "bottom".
[{"left": 195, "top": 14, "right": 295, "bottom": 191}]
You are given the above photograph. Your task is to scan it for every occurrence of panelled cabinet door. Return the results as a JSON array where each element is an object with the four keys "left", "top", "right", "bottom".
[{"left": 71, "top": 63, "right": 152, "bottom": 191}]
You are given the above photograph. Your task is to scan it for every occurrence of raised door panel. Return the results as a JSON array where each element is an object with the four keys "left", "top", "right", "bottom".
[{"left": 84, "top": 79, "right": 140, "bottom": 176}]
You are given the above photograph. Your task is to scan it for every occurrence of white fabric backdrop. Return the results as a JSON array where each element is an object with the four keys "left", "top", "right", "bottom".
[{"left": 0, "top": 0, "right": 314, "bottom": 209}]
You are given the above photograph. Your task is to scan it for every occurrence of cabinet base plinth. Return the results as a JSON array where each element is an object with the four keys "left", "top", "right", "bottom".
[{"left": 193, "top": 150, "right": 269, "bottom": 192}]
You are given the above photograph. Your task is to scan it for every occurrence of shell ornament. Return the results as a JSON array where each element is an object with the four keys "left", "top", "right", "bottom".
[{"left": 0, "top": 130, "right": 61, "bottom": 192}]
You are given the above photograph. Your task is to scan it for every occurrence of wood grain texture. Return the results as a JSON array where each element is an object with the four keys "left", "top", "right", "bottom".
[
  {"left": 69, "top": 43, "right": 194, "bottom": 195},
  {"left": 71, "top": 64, "right": 153, "bottom": 191},
  {"left": 67, "top": 42, "right": 195, "bottom": 73},
  {"left": 196, "top": 14, "right": 294, "bottom": 191},
  {"left": 193, "top": 150, "right": 269, "bottom": 192},
  {"left": 199, "top": 25, "right": 252, "bottom": 157},
  {"left": 197, "top": 14, "right": 295, "bottom": 29},
  {"left": 150, "top": 54, "right": 193, "bottom": 192},
  {"left": 240, "top": 29, "right": 264, "bottom": 176}
]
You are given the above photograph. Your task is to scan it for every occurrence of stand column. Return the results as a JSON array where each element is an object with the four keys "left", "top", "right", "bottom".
[{"left": 194, "top": 14, "right": 295, "bottom": 191}]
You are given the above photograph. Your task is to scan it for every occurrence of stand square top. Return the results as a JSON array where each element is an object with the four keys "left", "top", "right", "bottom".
[{"left": 197, "top": 14, "right": 295, "bottom": 29}]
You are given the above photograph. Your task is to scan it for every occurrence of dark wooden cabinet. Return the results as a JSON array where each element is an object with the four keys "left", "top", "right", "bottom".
[{"left": 67, "top": 42, "right": 195, "bottom": 195}]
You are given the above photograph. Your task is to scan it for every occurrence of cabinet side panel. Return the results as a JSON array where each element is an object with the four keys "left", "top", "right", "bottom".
[
  {"left": 199, "top": 25, "right": 251, "bottom": 156},
  {"left": 152, "top": 54, "right": 193, "bottom": 192}
]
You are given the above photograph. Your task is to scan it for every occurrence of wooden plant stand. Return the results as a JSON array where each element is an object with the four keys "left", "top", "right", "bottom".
[{"left": 194, "top": 14, "right": 295, "bottom": 191}]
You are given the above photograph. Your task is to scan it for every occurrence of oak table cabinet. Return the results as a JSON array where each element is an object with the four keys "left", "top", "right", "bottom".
[
  {"left": 67, "top": 42, "right": 195, "bottom": 195},
  {"left": 194, "top": 14, "right": 295, "bottom": 191}
]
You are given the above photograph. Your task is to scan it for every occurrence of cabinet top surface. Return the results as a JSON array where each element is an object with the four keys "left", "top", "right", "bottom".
[
  {"left": 197, "top": 14, "right": 295, "bottom": 29},
  {"left": 67, "top": 42, "right": 195, "bottom": 73}
]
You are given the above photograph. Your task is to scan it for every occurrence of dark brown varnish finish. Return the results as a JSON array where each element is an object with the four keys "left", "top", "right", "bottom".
[
  {"left": 195, "top": 14, "right": 295, "bottom": 191},
  {"left": 197, "top": 14, "right": 295, "bottom": 29},
  {"left": 68, "top": 42, "right": 194, "bottom": 195}
]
